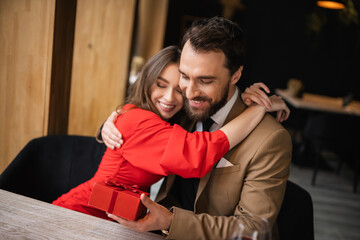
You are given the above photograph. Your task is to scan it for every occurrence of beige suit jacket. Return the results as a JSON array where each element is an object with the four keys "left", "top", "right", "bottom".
[{"left": 156, "top": 95, "right": 292, "bottom": 240}]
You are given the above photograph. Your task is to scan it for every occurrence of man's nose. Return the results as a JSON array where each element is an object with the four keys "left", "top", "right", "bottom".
[{"left": 185, "top": 80, "right": 199, "bottom": 99}]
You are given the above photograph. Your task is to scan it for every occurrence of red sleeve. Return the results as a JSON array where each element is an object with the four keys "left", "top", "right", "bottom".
[
  {"left": 160, "top": 124, "right": 229, "bottom": 178},
  {"left": 117, "top": 108, "right": 229, "bottom": 178}
]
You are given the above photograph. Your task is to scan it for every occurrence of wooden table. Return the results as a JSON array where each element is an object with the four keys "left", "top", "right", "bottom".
[
  {"left": 0, "top": 189, "right": 163, "bottom": 240},
  {"left": 275, "top": 89, "right": 360, "bottom": 192},
  {"left": 275, "top": 89, "right": 360, "bottom": 116}
]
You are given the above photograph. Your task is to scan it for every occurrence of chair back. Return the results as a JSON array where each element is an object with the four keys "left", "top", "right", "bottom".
[
  {"left": 0, "top": 135, "right": 106, "bottom": 203},
  {"left": 276, "top": 181, "right": 314, "bottom": 240}
]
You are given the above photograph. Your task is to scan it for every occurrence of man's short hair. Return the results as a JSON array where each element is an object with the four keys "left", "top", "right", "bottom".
[{"left": 182, "top": 16, "right": 246, "bottom": 76}]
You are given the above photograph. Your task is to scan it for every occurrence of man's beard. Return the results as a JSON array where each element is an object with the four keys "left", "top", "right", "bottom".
[{"left": 184, "top": 83, "right": 229, "bottom": 122}]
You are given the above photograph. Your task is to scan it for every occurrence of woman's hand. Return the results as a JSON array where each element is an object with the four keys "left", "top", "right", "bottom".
[
  {"left": 267, "top": 95, "right": 290, "bottom": 122},
  {"left": 101, "top": 111, "right": 123, "bottom": 149},
  {"left": 241, "top": 82, "right": 289, "bottom": 122},
  {"left": 241, "top": 82, "right": 272, "bottom": 109}
]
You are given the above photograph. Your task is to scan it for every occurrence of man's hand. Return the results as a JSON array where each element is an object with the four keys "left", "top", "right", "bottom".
[
  {"left": 241, "top": 82, "right": 272, "bottom": 109},
  {"left": 107, "top": 194, "right": 173, "bottom": 232},
  {"left": 102, "top": 111, "right": 123, "bottom": 149}
]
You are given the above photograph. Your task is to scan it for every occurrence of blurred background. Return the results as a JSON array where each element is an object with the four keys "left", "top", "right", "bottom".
[
  {"left": 1, "top": 0, "right": 360, "bottom": 238},
  {"left": 165, "top": 0, "right": 360, "bottom": 98}
]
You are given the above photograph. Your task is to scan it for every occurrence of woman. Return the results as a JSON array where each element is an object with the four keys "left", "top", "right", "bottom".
[{"left": 53, "top": 46, "right": 289, "bottom": 220}]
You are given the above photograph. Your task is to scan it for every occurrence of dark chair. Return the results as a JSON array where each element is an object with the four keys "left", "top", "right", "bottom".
[
  {"left": 0, "top": 135, "right": 106, "bottom": 203},
  {"left": 303, "top": 113, "right": 359, "bottom": 192},
  {"left": 277, "top": 181, "right": 314, "bottom": 240}
]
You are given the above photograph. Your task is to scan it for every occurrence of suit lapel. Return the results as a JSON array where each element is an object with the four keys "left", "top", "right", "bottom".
[
  {"left": 155, "top": 174, "right": 176, "bottom": 202},
  {"left": 194, "top": 94, "right": 246, "bottom": 210},
  {"left": 223, "top": 94, "right": 246, "bottom": 125}
]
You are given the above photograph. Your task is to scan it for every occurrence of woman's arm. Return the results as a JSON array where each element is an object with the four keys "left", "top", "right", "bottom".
[
  {"left": 100, "top": 83, "right": 273, "bottom": 149},
  {"left": 221, "top": 95, "right": 289, "bottom": 149},
  {"left": 99, "top": 83, "right": 289, "bottom": 151},
  {"left": 116, "top": 96, "right": 289, "bottom": 178}
]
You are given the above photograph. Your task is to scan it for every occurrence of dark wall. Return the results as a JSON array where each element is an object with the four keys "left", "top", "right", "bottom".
[{"left": 163, "top": 0, "right": 360, "bottom": 100}]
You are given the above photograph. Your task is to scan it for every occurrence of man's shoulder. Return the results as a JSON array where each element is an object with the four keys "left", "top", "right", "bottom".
[
  {"left": 230, "top": 99, "right": 288, "bottom": 134},
  {"left": 249, "top": 113, "right": 291, "bottom": 144},
  {"left": 227, "top": 113, "right": 292, "bottom": 165},
  {"left": 228, "top": 99, "right": 290, "bottom": 140},
  {"left": 259, "top": 114, "right": 286, "bottom": 130}
]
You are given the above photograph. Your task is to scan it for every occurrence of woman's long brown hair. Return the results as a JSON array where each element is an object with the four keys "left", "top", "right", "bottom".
[{"left": 117, "top": 46, "right": 187, "bottom": 124}]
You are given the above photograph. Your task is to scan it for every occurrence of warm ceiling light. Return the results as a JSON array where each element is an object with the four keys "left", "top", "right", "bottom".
[{"left": 317, "top": 1, "right": 345, "bottom": 9}]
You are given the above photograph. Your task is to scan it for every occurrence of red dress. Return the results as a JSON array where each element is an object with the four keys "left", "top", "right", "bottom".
[{"left": 53, "top": 104, "right": 229, "bottom": 220}]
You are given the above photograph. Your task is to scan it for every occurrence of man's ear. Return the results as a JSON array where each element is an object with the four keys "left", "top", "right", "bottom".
[{"left": 230, "top": 66, "right": 243, "bottom": 85}]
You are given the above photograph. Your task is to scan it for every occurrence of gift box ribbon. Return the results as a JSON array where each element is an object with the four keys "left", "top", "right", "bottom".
[
  {"left": 103, "top": 179, "right": 149, "bottom": 214},
  {"left": 105, "top": 178, "right": 145, "bottom": 195}
]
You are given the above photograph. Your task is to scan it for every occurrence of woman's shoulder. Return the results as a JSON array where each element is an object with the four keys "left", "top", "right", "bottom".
[
  {"left": 116, "top": 104, "right": 165, "bottom": 129},
  {"left": 115, "top": 104, "right": 171, "bottom": 137},
  {"left": 120, "top": 104, "right": 159, "bottom": 119}
]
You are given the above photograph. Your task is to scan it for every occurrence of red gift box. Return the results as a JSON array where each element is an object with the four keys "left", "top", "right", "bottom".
[{"left": 88, "top": 180, "right": 149, "bottom": 220}]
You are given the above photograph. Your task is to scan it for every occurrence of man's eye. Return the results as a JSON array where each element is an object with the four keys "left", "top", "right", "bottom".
[
  {"left": 180, "top": 75, "right": 189, "bottom": 80},
  {"left": 200, "top": 79, "right": 213, "bottom": 84}
]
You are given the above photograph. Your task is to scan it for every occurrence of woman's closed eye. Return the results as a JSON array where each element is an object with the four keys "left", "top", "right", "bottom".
[
  {"left": 156, "top": 78, "right": 168, "bottom": 88},
  {"left": 156, "top": 82, "right": 166, "bottom": 88}
]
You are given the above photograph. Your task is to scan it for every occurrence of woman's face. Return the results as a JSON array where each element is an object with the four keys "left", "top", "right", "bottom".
[{"left": 150, "top": 63, "right": 183, "bottom": 120}]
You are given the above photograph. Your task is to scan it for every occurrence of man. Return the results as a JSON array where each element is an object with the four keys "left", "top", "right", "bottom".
[{"left": 102, "top": 17, "right": 292, "bottom": 239}]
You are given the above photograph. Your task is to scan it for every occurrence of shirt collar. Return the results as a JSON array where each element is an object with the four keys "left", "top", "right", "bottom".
[{"left": 211, "top": 87, "right": 239, "bottom": 127}]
